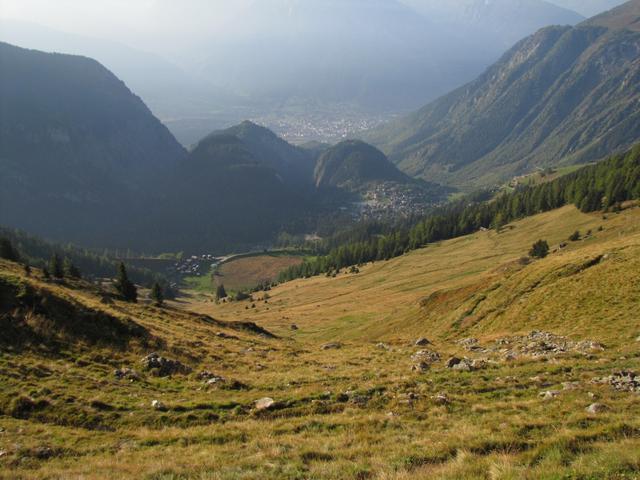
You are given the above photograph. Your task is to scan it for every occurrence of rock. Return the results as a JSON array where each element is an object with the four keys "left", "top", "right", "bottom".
[
  {"left": 151, "top": 400, "right": 167, "bottom": 411},
  {"left": 411, "top": 349, "right": 441, "bottom": 364},
  {"left": 216, "top": 332, "right": 239, "bottom": 340},
  {"left": 140, "top": 353, "right": 191, "bottom": 377},
  {"left": 321, "top": 342, "right": 342, "bottom": 350},
  {"left": 452, "top": 361, "right": 471, "bottom": 372},
  {"left": 471, "top": 358, "right": 488, "bottom": 370},
  {"left": 415, "top": 338, "right": 432, "bottom": 346},
  {"left": 539, "top": 390, "right": 560, "bottom": 400},
  {"left": 222, "top": 380, "right": 249, "bottom": 391},
  {"left": 446, "top": 357, "right": 478, "bottom": 371},
  {"left": 412, "top": 362, "right": 430, "bottom": 372},
  {"left": 433, "top": 393, "right": 450, "bottom": 405},
  {"left": 255, "top": 397, "right": 276, "bottom": 411},
  {"left": 290, "top": 324, "right": 299, "bottom": 330},
  {"left": 595, "top": 370, "right": 640, "bottom": 393},
  {"left": 114, "top": 368, "right": 141, "bottom": 382},
  {"left": 350, "top": 395, "right": 369, "bottom": 406},
  {"left": 376, "top": 342, "right": 390, "bottom": 350},
  {"left": 33, "top": 447, "right": 54, "bottom": 459},
  {"left": 205, "top": 375, "right": 226, "bottom": 386},
  {"left": 446, "top": 357, "right": 462, "bottom": 368},
  {"left": 585, "top": 403, "right": 607, "bottom": 414},
  {"left": 457, "top": 337, "right": 481, "bottom": 351},
  {"left": 562, "top": 382, "right": 581, "bottom": 391}
]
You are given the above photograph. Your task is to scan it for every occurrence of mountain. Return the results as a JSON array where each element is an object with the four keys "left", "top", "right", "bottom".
[
  {"left": 400, "top": 0, "right": 584, "bottom": 48},
  {"left": 149, "top": 0, "right": 585, "bottom": 113},
  {"left": 149, "top": 129, "right": 314, "bottom": 252},
  {"left": 0, "top": 41, "right": 186, "bottom": 246},
  {"left": 314, "top": 141, "right": 410, "bottom": 191},
  {"left": 218, "top": 122, "right": 315, "bottom": 186},
  {"left": 367, "top": 1, "right": 640, "bottom": 188},
  {"left": 547, "top": 0, "right": 626, "bottom": 17},
  {"left": 0, "top": 19, "right": 240, "bottom": 143}
]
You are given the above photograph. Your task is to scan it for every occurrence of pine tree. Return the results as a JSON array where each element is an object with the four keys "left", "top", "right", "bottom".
[
  {"left": 0, "top": 237, "right": 20, "bottom": 262},
  {"left": 42, "top": 268, "right": 51, "bottom": 280},
  {"left": 114, "top": 262, "right": 137, "bottom": 303},
  {"left": 216, "top": 284, "right": 227, "bottom": 301},
  {"left": 150, "top": 282, "right": 164, "bottom": 307},
  {"left": 63, "top": 258, "right": 81, "bottom": 279},
  {"left": 49, "top": 254, "right": 64, "bottom": 279}
]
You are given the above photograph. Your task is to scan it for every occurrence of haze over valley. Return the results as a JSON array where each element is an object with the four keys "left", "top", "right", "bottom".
[{"left": 1, "top": 1, "right": 640, "bottom": 479}]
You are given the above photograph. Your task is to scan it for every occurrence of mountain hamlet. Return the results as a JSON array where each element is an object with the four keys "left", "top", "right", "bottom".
[{"left": 1, "top": 1, "right": 640, "bottom": 479}]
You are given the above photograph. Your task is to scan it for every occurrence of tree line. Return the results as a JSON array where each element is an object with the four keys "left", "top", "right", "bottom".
[
  {"left": 279, "top": 146, "right": 640, "bottom": 282},
  {"left": 0, "top": 226, "right": 165, "bottom": 286}
]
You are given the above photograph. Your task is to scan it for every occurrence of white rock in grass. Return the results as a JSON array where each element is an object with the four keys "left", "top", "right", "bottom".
[
  {"left": 585, "top": 403, "right": 607, "bottom": 414},
  {"left": 255, "top": 397, "right": 275, "bottom": 411}
]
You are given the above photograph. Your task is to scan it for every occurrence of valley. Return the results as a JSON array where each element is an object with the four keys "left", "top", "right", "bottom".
[
  {"left": 1, "top": 1, "right": 640, "bottom": 478},
  {"left": 1, "top": 205, "right": 639, "bottom": 479}
]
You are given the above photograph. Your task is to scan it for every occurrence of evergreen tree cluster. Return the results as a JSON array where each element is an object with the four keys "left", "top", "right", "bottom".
[
  {"left": 115, "top": 262, "right": 138, "bottom": 303},
  {"left": 0, "top": 237, "right": 20, "bottom": 262},
  {"left": 279, "top": 146, "right": 640, "bottom": 282},
  {"left": 0, "top": 227, "right": 165, "bottom": 286}
]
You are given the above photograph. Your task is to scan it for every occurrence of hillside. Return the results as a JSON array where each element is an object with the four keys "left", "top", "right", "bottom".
[
  {"left": 146, "top": 132, "right": 315, "bottom": 253},
  {"left": 2, "top": 200, "right": 640, "bottom": 479},
  {"left": 314, "top": 140, "right": 410, "bottom": 191},
  {"left": 368, "top": 0, "right": 640, "bottom": 189},
  {"left": 216, "top": 121, "right": 315, "bottom": 186},
  {"left": 0, "top": 42, "right": 186, "bottom": 247}
]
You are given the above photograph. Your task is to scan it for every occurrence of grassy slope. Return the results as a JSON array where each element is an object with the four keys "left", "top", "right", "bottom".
[
  {"left": 1, "top": 205, "right": 640, "bottom": 479},
  {"left": 194, "top": 205, "right": 640, "bottom": 345},
  {"left": 214, "top": 254, "right": 305, "bottom": 292}
]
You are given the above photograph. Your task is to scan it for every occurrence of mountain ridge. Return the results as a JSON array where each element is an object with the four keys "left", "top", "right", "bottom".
[{"left": 366, "top": 1, "right": 640, "bottom": 188}]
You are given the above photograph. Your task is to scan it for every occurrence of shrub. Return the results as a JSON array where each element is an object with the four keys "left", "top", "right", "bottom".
[{"left": 529, "top": 240, "right": 549, "bottom": 259}]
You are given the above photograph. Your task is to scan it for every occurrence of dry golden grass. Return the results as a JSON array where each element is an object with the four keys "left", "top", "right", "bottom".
[
  {"left": 214, "top": 254, "right": 304, "bottom": 292},
  {"left": 1, "top": 205, "right": 639, "bottom": 479}
]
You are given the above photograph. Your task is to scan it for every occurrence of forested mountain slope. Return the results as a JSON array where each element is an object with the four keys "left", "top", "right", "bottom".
[{"left": 0, "top": 42, "right": 186, "bottom": 247}]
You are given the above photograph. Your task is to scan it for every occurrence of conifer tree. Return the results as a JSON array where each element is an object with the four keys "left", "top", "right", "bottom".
[
  {"left": 216, "top": 284, "right": 228, "bottom": 301},
  {"left": 150, "top": 282, "right": 164, "bottom": 307},
  {"left": 63, "top": 258, "right": 81, "bottom": 279},
  {"left": 114, "top": 262, "right": 137, "bottom": 303},
  {"left": 0, "top": 237, "right": 20, "bottom": 262},
  {"left": 49, "top": 254, "right": 64, "bottom": 279}
]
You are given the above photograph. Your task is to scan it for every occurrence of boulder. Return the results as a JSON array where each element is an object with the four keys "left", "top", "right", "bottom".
[
  {"left": 415, "top": 338, "right": 432, "bottom": 346},
  {"left": 446, "top": 357, "right": 462, "bottom": 368},
  {"left": 255, "top": 397, "right": 276, "bottom": 411},
  {"left": 290, "top": 324, "right": 299, "bottom": 331},
  {"left": 114, "top": 368, "right": 141, "bottom": 382},
  {"left": 151, "top": 400, "right": 167, "bottom": 411},
  {"left": 539, "top": 390, "right": 560, "bottom": 400},
  {"left": 140, "top": 353, "right": 190, "bottom": 377},
  {"left": 432, "top": 393, "right": 450, "bottom": 405},
  {"left": 411, "top": 350, "right": 441, "bottom": 364},
  {"left": 411, "top": 362, "right": 430, "bottom": 372},
  {"left": 585, "top": 403, "right": 607, "bottom": 414},
  {"left": 321, "top": 342, "right": 342, "bottom": 350}
]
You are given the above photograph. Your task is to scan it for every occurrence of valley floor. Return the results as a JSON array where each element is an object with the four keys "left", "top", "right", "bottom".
[{"left": 1, "top": 206, "right": 639, "bottom": 479}]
